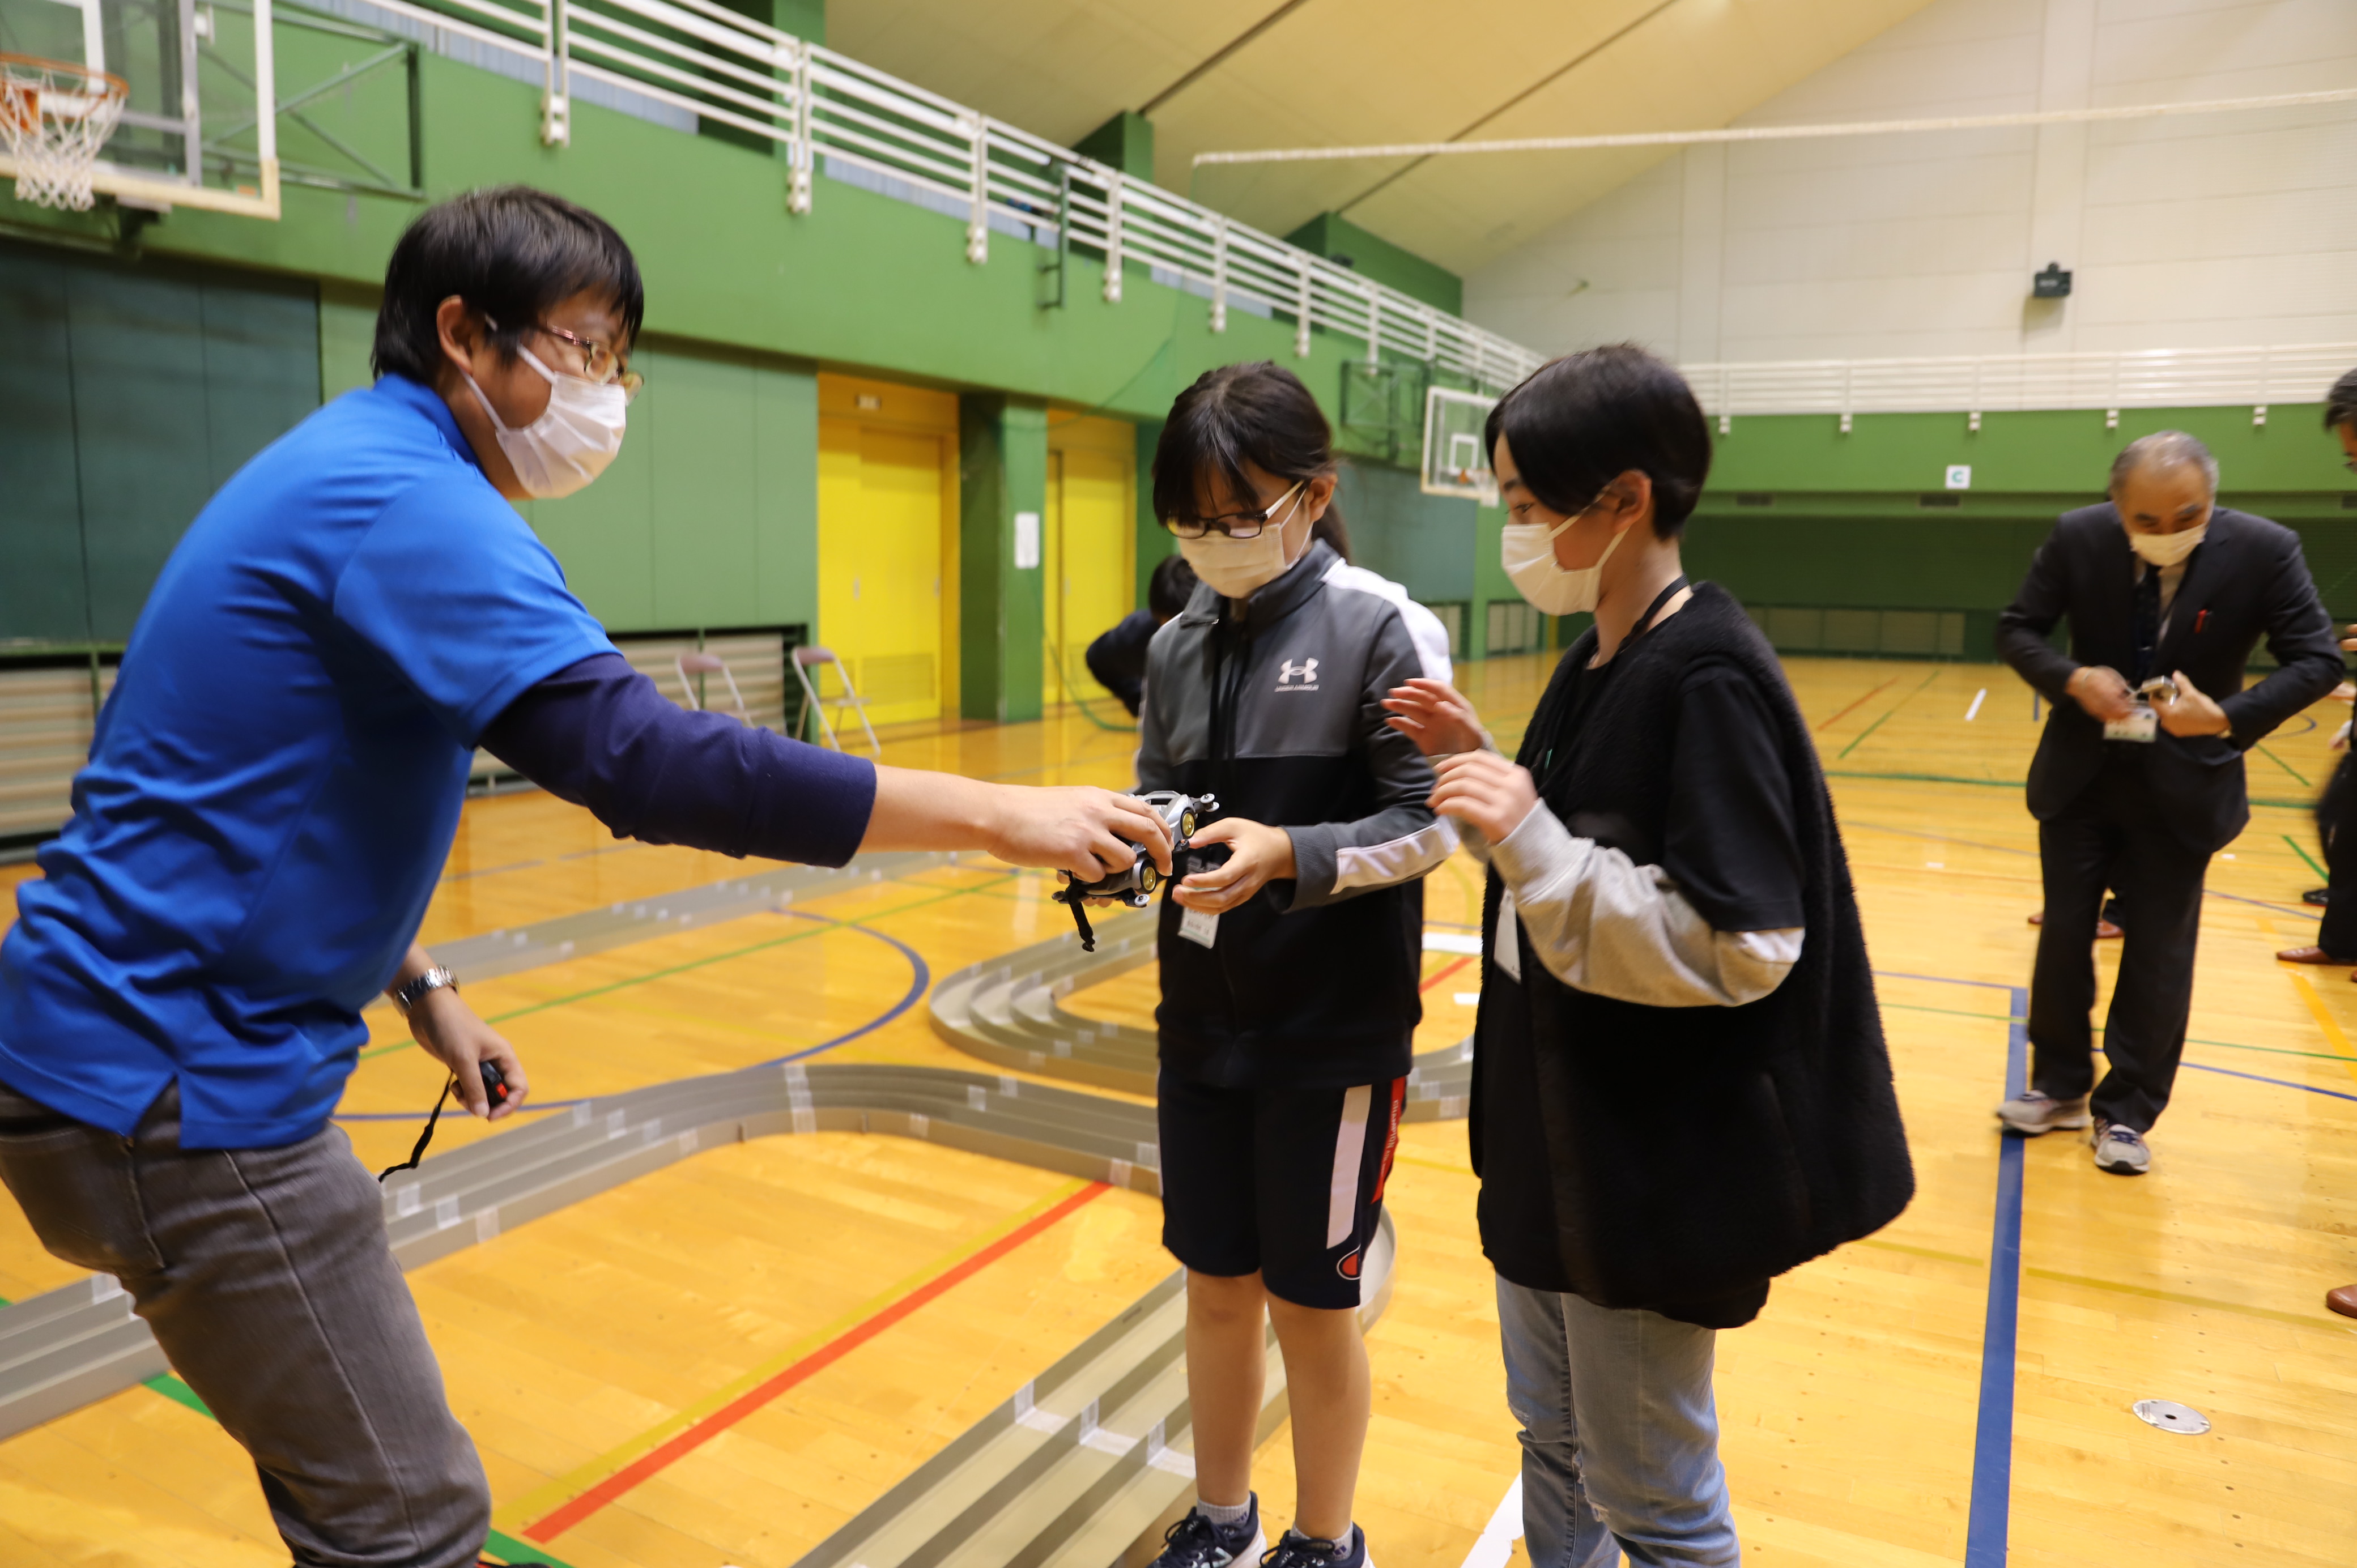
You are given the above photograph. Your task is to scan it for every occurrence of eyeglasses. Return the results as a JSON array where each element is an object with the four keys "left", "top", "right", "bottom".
[
  {"left": 530, "top": 322, "right": 643, "bottom": 399},
  {"left": 488, "top": 314, "right": 643, "bottom": 399},
  {"left": 1165, "top": 480, "right": 1305, "bottom": 540}
]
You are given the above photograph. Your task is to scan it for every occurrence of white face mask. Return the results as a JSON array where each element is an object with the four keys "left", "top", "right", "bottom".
[
  {"left": 1502, "top": 506, "right": 1624, "bottom": 616},
  {"left": 465, "top": 343, "right": 629, "bottom": 500},
  {"left": 2125, "top": 521, "right": 2206, "bottom": 568},
  {"left": 1177, "top": 483, "right": 1308, "bottom": 600}
]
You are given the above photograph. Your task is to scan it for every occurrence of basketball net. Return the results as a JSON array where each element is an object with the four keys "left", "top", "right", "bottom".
[{"left": 1, "top": 54, "right": 129, "bottom": 212}]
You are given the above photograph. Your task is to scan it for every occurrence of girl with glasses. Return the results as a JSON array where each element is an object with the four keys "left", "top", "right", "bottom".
[{"left": 1133, "top": 362, "right": 1454, "bottom": 1568}]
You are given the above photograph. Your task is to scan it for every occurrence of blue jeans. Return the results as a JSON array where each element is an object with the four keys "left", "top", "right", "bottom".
[{"left": 1496, "top": 1276, "right": 1740, "bottom": 1567}]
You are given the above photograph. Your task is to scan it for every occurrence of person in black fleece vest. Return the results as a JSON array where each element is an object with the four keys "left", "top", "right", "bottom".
[{"left": 1385, "top": 346, "right": 1913, "bottom": 1567}]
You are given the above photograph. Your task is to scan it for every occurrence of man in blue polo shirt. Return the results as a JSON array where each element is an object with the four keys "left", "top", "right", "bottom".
[{"left": 0, "top": 186, "right": 1169, "bottom": 1567}]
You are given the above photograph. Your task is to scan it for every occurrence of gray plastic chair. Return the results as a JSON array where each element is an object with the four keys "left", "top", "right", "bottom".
[
  {"left": 675, "top": 650, "right": 750, "bottom": 724},
  {"left": 792, "top": 644, "right": 882, "bottom": 755}
]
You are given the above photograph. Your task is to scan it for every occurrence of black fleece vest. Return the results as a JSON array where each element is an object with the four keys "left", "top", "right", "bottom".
[{"left": 1473, "top": 584, "right": 1914, "bottom": 1310}]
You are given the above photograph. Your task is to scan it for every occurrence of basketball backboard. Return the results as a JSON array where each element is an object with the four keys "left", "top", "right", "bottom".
[
  {"left": 0, "top": 0, "right": 278, "bottom": 216},
  {"left": 1422, "top": 385, "right": 1497, "bottom": 503}
]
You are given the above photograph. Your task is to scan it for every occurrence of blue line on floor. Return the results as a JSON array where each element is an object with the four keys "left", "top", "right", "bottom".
[
  {"left": 335, "top": 917, "right": 929, "bottom": 1120},
  {"left": 2180, "top": 1060, "right": 2357, "bottom": 1102},
  {"left": 1875, "top": 968, "right": 2017, "bottom": 992},
  {"left": 1965, "top": 988, "right": 2030, "bottom": 1567},
  {"left": 762, "top": 913, "right": 932, "bottom": 1066}
]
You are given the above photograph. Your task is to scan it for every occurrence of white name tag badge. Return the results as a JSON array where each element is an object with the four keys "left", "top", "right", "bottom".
[
  {"left": 1178, "top": 906, "right": 1220, "bottom": 948},
  {"left": 1495, "top": 890, "right": 1522, "bottom": 983},
  {"left": 2104, "top": 701, "right": 2158, "bottom": 743}
]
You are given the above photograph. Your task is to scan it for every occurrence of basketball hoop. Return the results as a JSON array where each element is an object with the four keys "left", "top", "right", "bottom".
[{"left": 1, "top": 53, "right": 129, "bottom": 212}]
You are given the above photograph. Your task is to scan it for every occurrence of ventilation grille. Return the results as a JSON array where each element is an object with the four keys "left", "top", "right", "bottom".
[
  {"left": 0, "top": 665, "right": 118, "bottom": 840},
  {"left": 1487, "top": 600, "right": 1547, "bottom": 655}
]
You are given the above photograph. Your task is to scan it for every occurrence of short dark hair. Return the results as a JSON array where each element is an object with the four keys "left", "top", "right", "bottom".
[
  {"left": 1484, "top": 344, "right": 1712, "bottom": 538},
  {"left": 1152, "top": 362, "right": 1341, "bottom": 531},
  {"left": 2326, "top": 367, "right": 2357, "bottom": 433},
  {"left": 373, "top": 186, "right": 645, "bottom": 384},
  {"left": 1147, "top": 552, "right": 1199, "bottom": 618}
]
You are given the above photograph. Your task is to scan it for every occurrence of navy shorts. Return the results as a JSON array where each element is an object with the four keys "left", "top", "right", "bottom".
[{"left": 1156, "top": 1068, "right": 1407, "bottom": 1310}]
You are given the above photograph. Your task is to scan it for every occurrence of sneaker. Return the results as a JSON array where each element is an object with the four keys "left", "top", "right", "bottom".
[
  {"left": 1261, "top": 1526, "right": 1369, "bottom": 1568},
  {"left": 1151, "top": 1499, "right": 1265, "bottom": 1568},
  {"left": 1995, "top": 1090, "right": 2091, "bottom": 1136},
  {"left": 2091, "top": 1122, "right": 2151, "bottom": 1175}
]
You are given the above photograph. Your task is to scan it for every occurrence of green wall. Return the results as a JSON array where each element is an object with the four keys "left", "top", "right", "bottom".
[
  {"left": 1708, "top": 404, "right": 2354, "bottom": 495},
  {"left": 0, "top": 16, "right": 1482, "bottom": 686},
  {"left": 1076, "top": 112, "right": 1155, "bottom": 184},
  {"left": 960, "top": 395, "right": 1048, "bottom": 722},
  {"left": 1134, "top": 417, "right": 1175, "bottom": 608},
  {"left": 0, "top": 41, "right": 1398, "bottom": 440},
  {"left": 1687, "top": 403, "right": 2357, "bottom": 653},
  {"left": 1336, "top": 458, "right": 1475, "bottom": 603},
  {"left": 1284, "top": 212, "right": 1462, "bottom": 317},
  {"left": 0, "top": 239, "right": 318, "bottom": 644},
  {"left": 518, "top": 338, "right": 819, "bottom": 635}
]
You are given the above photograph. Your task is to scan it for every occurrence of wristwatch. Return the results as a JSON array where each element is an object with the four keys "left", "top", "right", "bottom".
[{"left": 392, "top": 966, "right": 458, "bottom": 1016}]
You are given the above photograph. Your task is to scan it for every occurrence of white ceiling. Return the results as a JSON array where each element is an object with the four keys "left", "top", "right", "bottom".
[{"left": 828, "top": 0, "right": 1945, "bottom": 280}]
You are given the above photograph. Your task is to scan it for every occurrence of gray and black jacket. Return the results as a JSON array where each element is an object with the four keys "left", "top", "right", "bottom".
[{"left": 1138, "top": 540, "right": 1453, "bottom": 1089}]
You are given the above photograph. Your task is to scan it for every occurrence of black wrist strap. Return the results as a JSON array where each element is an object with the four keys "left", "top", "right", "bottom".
[{"left": 378, "top": 1077, "right": 457, "bottom": 1183}]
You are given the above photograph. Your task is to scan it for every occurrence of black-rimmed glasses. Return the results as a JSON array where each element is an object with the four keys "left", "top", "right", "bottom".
[{"left": 1164, "top": 480, "right": 1304, "bottom": 539}]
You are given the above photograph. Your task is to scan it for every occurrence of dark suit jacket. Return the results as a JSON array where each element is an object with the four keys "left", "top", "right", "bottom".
[{"left": 1996, "top": 502, "right": 2342, "bottom": 853}]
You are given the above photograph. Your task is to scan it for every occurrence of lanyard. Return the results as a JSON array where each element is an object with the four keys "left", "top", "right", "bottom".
[
  {"left": 1537, "top": 576, "right": 1690, "bottom": 785},
  {"left": 1624, "top": 574, "right": 1691, "bottom": 652}
]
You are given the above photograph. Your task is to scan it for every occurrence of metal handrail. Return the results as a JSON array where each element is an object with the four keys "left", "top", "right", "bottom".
[
  {"left": 305, "top": 0, "right": 1543, "bottom": 387},
  {"left": 1683, "top": 342, "right": 2357, "bottom": 421}
]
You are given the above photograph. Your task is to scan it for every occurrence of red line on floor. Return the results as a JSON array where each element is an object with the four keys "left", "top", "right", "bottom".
[
  {"left": 1420, "top": 955, "right": 1474, "bottom": 992},
  {"left": 524, "top": 1180, "right": 1114, "bottom": 1543},
  {"left": 1813, "top": 676, "right": 1898, "bottom": 732}
]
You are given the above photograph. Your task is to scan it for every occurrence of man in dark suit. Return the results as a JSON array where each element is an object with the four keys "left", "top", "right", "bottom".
[
  {"left": 2278, "top": 369, "right": 2357, "bottom": 979},
  {"left": 2299, "top": 372, "right": 2357, "bottom": 1323},
  {"left": 1995, "top": 431, "right": 2342, "bottom": 1175}
]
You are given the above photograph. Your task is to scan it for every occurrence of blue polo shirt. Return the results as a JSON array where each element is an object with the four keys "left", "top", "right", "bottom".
[{"left": 0, "top": 374, "right": 613, "bottom": 1149}]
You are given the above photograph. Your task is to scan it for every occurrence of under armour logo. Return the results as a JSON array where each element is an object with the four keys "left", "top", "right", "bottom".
[{"left": 1277, "top": 657, "right": 1319, "bottom": 691}]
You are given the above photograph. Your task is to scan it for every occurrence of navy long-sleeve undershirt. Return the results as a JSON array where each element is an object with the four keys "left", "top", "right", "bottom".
[{"left": 479, "top": 652, "right": 877, "bottom": 866}]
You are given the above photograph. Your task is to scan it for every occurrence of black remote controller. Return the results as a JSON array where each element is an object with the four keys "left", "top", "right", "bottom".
[{"left": 480, "top": 1060, "right": 511, "bottom": 1107}]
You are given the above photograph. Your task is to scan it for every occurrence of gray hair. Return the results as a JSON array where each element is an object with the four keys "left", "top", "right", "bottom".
[{"left": 2109, "top": 430, "right": 2219, "bottom": 495}]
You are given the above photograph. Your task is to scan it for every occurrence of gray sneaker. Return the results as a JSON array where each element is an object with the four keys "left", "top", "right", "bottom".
[
  {"left": 2091, "top": 1122, "right": 2150, "bottom": 1175},
  {"left": 1995, "top": 1090, "right": 2091, "bottom": 1136}
]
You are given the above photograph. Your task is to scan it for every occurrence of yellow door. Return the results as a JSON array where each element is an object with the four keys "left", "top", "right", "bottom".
[
  {"left": 818, "top": 420, "right": 947, "bottom": 728},
  {"left": 1043, "top": 420, "right": 1136, "bottom": 708}
]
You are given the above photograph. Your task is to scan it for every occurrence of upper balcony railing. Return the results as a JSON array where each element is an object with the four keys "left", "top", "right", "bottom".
[
  {"left": 1681, "top": 342, "right": 2357, "bottom": 431},
  {"left": 317, "top": 0, "right": 1545, "bottom": 390}
]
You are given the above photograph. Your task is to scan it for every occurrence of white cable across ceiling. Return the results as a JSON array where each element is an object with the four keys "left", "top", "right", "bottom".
[{"left": 1191, "top": 85, "right": 2357, "bottom": 168}]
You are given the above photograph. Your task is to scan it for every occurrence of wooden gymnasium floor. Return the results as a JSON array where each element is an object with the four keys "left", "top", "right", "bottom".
[{"left": 2, "top": 651, "right": 2354, "bottom": 1568}]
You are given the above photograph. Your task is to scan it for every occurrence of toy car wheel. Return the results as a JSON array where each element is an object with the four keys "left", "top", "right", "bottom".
[
  {"left": 1139, "top": 863, "right": 1159, "bottom": 894},
  {"left": 1179, "top": 810, "right": 1196, "bottom": 838}
]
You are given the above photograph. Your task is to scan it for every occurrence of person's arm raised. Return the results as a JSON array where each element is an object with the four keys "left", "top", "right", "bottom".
[{"left": 861, "top": 766, "right": 1172, "bottom": 881}]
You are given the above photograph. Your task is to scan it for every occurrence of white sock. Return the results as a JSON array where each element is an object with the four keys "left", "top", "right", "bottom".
[{"left": 1197, "top": 1495, "right": 1253, "bottom": 1529}]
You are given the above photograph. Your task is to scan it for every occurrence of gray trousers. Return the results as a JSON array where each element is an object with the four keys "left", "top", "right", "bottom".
[
  {"left": 1496, "top": 1277, "right": 1741, "bottom": 1567},
  {"left": 0, "top": 1080, "right": 489, "bottom": 1567}
]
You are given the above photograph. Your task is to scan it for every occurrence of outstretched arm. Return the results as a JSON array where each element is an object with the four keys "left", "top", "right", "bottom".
[{"left": 483, "top": 653, "right": 1168, "bottom": 881}]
